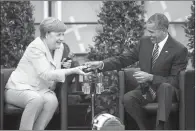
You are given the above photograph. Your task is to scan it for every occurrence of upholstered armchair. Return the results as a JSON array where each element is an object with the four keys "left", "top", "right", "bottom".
[
  {"left": 0, "top": 68, "right": 79, "bottom": 130},
  {"left": 118, "top": 68, "right": 195, "bottom": 130}
]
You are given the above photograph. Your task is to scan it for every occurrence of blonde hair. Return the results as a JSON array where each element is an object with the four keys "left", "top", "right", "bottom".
[{"left": 39, "top": 17, "right": 66, "bottom": 38}]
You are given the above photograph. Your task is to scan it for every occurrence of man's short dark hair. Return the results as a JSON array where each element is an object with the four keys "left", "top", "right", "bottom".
[{"left": 147, "top": 13, "right": 169, "bottom": 32}]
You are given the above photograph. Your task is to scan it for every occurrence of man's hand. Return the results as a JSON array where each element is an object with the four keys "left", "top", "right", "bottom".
[
  {"left": 84, "top": 61, "right": 103, "bottom": 70},
  {"left": 133, "top": 71, "right": 153, "bottom": 83},
  {"left": 61, "top": 58, "right": 72, "bottom": 69}
]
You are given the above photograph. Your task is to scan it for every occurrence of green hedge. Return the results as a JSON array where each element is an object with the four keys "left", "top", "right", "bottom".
[
  {"left": 86, "top": 1, "right": 145, "bottom": 116},
  {"left": 1, "top": 1, "right": 35, "bottom": 68},
  {"left": 184, "top": 1, "right": 195, "bottom": 68}
]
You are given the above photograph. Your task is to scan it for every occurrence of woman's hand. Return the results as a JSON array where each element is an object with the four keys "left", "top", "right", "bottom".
[{"left": 73, "top": 66, "right": 91, "bottom": 75}]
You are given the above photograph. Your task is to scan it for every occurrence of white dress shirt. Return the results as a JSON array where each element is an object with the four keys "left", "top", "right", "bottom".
[{"left": 152, "top": 34, "right": 169, "bottom": 57}]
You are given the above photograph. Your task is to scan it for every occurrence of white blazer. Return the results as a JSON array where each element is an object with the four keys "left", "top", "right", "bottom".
[{"left": 5, "top": 37, "right": 66, "bottom": 91}]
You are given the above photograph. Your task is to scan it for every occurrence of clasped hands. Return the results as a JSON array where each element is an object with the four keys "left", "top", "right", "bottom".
[
  {"left": 83, "top": 61, "right": 153, "bottom": 83},
  {"left": 71, "top": 61, "right": 102, "bottom": 76}
]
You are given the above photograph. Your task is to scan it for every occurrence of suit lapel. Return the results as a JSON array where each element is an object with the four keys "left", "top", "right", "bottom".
[
  {"left": 152, "top": 35, "right": 174, "bottom": 69},
  {"left": 144, "top": 38, "right": 154, "bottom": 73},
  {"left": 54, "top": 43, "right": 64, "bottom": 69},
  {"left": 43, "top": 41, "right": 57, "bottom": 68}
]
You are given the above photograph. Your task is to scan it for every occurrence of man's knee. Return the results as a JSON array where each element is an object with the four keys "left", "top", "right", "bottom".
[
  {"left": 158, "top": 83, "right": 174, "bottom": 92},
  {"left": 157, "top": 83, "right": 176, "bottom": 99},
  {"left": 160, "top": 83, "right": 172, "bottom": 88},
  {"left": 123, "top": 91, "right": 137, "bottom": 105}
]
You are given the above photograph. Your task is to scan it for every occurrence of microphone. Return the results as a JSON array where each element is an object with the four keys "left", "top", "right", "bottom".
[
  {"left": 64, "top": 52, "right": 75, "bottom": 62},
  {"left": 64, "top": 57, "right": 72, "bottom": 62}
]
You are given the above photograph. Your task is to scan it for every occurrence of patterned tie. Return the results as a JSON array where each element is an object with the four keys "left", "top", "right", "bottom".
[
  {"left": 149, "top": 43, "right": 160, "bottom": 100},
  {"left": 141, "top": 83, "right": 156, "bottom": 101},
  {"left": 141, "top": 43, "right": 159, "bottom": 101},
  {"left": 152, "top": 43, "right": 159, "bottom": 68}
]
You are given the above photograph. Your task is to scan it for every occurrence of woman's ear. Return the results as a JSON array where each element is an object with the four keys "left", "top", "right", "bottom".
[
  {"left": 45, "top": 33, "right": 48, "bottom": 39},
  {"left": 45, "top": 32, "right": 50, "bottom": 39}
]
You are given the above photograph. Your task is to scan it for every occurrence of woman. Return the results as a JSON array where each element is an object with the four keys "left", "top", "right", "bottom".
[{"left": 4, "top": 17, "right": 88, "bottom": 130}]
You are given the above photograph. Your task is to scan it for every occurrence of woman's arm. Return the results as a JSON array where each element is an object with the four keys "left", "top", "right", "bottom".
[{"left": 26, "top": 46, "right": 85, "bottom": 82}]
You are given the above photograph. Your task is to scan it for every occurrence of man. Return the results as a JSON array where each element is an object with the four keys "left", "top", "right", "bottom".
[{"left": 85, "top": 13, "right": 188, "bottom": 130}]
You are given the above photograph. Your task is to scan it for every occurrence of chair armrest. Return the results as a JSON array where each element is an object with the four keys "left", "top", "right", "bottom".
[
  {"left": 0, "top": 71, "right": 4, "bottom": 129},
  {"left": 118, "top": 71, "right": 125, "bottom": 123},
  {"left": 74, "top": 75, "right": 79, "bottom": 90},
  {"left": 59, "top": 74, "right": 80, "bottom": 130},
  {"left": 179, "top": 69, "right": 195, "bottom": 130},
  {"left": 118, "top": 68, "right": 139, "bottom": 124},
  {"left": 60, "top": 80, "right": 68, "bottom": 130},
  {"left": 123, "top": 68, "right": 140, "bottom": 92}
]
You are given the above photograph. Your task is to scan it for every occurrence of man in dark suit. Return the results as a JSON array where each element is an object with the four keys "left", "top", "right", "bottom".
[{"left": 84, "top": 13, "right": 188, "bottom": 130}]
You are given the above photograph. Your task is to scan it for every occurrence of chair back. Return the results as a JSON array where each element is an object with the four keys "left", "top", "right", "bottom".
[
  {"left": 0, "top": 68, "right": 15, "bottom": 130},
  {"left": 1, "top": 68, "right": 15, "bottom": 87}
]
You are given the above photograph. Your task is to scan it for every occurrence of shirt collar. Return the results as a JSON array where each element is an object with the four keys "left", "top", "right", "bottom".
[{"left": 157, "top": 33, "right": 169, "bottom": 48}]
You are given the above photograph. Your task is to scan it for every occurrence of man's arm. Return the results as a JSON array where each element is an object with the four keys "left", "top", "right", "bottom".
[
  {"left": 152, "top": 47, "right": 188, "bottom": 88},
  {"left": 102, "top": 42, "right": 140, "bottom": 72}
]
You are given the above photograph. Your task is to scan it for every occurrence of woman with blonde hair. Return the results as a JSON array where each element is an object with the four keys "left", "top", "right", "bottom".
[{"left": 4, "top": 17, "right": 88, "bottom": 130}]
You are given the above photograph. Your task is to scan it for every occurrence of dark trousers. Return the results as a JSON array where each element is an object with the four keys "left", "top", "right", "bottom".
[{"left": 123, "top": 83, "right": 177, "bottom": 130}]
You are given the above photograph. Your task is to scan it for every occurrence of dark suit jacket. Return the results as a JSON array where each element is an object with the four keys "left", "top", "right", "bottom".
[{"left": 102, "top": 35, "right": 188, "bottom": 89}]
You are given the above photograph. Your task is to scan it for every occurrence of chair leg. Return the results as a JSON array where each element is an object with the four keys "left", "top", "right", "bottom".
[
  {"left": 0, "top": 115, "right": 3, "bottom": 130},
  {"left": 118, "top": 71, "right": 125, "bottom": 123},
  {"left": 60, "top": 82, "right": 68, "bottom": 130},
  {"left": 0, "top": 72, "right": 4, "bottom": 130}
]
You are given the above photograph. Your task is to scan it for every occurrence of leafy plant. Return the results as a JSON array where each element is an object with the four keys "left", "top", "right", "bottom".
[
  {"left": 86, "top": 1, "right": 145, "bottom": 117},
  {"left": 184, "top": 1, "right": 195, "bottom": 68},
  {"left": 0, "top": 1, "right": 35, "bottom": 68}
]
